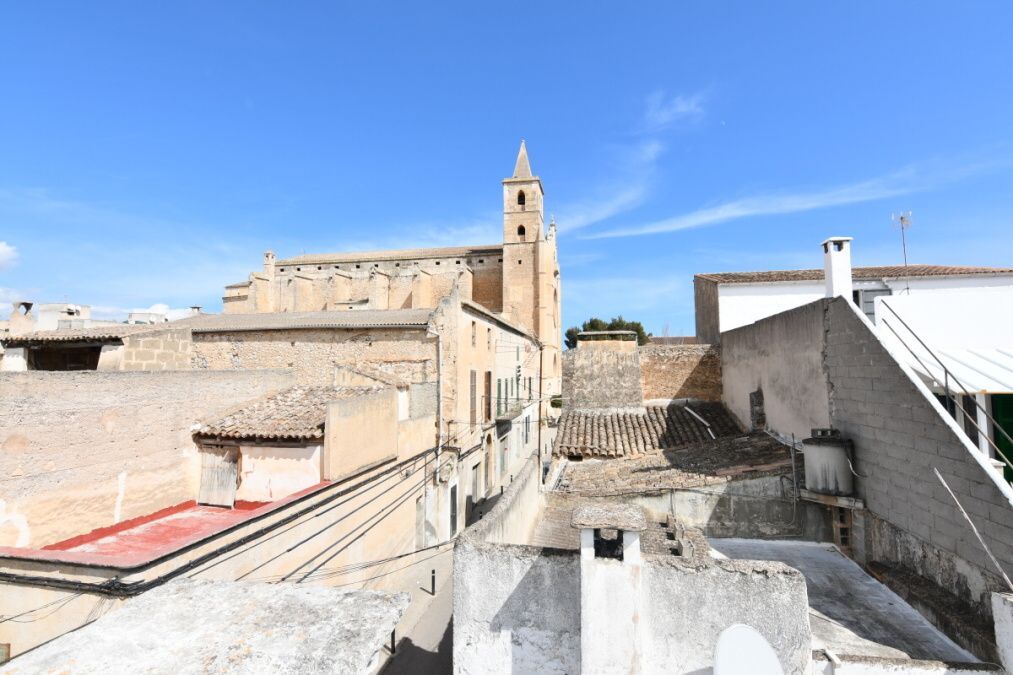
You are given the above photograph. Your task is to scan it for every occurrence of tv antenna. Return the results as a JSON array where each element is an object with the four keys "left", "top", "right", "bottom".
[{"left": 892, "top": 211, "right": 912, "bottom": 294}]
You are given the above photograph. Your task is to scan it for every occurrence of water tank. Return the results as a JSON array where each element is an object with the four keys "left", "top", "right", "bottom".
[{"left": 802, "top": 428, "right": 854, "bottom": 496}]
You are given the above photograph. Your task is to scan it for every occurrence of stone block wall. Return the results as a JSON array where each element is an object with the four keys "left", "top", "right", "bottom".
[
  {"left": 562, "top": 345, "right": 644, "bottom": 412},
  {"left": 0, "top": 368, "right": 295, "bottom": 548},
  {"left": 190, "top": 327, "right": 437, "bottom": 386},
  {"left": 639, "top": 344, "right": 721, "bottom": 401},
  {"left": 121, "top": 327, "right": 192, "bottom": 371}
]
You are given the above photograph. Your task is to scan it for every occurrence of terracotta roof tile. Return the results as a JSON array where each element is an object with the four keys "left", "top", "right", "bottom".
[
  {"left": 695, "top": 264, "right": 1013, "bottom": 285},
  {"left": 553, "top": 402, "right": 740, "bottom": 459},
  {"left": 195, "top": 385, "right": 381, "bottom": 441},
  {"left": 2, "top": 323, "right": 172, "bottom": 345}
]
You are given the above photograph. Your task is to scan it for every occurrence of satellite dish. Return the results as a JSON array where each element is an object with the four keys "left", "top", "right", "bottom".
[{"left": 714, "top": 624, "right": 784, "bottom": 675}]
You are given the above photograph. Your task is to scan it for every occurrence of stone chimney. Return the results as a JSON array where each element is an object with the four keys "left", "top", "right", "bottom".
[
  {"left": 189, "top": 306, "right": 202, "bottom": 316},
  {"left": 822, "top": 236, "right": 853, "bottom": 299},
  {"left": 8, "top": 301, "right": 35, "bottom": 336},
  {"left": 263, "top": 250, "right": 277, "bottom": 279}
]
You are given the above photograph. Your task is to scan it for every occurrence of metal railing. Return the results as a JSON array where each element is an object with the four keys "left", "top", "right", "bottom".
[{"left": 879, "top": 300, "right": 1013, "bottom": 477}]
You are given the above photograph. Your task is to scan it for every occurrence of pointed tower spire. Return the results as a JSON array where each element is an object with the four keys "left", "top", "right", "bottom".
[{"left": 513, "top": 139, "right": 533, "bottom": 179}]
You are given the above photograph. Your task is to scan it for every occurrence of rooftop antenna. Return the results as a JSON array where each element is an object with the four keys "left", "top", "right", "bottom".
[{"left": 892, "top": 211, "right": 912, "bottom": 294}]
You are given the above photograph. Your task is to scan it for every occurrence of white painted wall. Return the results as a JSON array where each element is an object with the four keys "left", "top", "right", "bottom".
[
  {"left": 718, "top": 274, "right": 1013, "bottom": 335},
  {"left": 235, "top": 444, "right": 322, "bottom": 502}
]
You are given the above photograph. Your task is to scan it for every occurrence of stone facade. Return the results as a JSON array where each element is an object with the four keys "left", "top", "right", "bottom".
[
  {"left": 639, "top": 344, "right": 721, "bottom": 402},
  {"left": 562, "top": 341, "right": 644, "bottom": 412}
]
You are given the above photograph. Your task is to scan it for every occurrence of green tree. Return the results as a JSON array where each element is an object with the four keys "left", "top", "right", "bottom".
[{"left": 564, "top": 315, "right": 651, "bottom": 349}]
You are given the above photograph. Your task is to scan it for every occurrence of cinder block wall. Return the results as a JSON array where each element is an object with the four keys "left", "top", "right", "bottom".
[
  {"left": 722, "top": 296, "right": 1013, "bottom": 621},
  {"left": 0, "top": 369, "right": 295, "bottom": 548},
  {"left": 825, "top": 297, "right": 1013, "bottom": 616},
  {"left": 639, "top": 344, "right": 721, "bottom": 401}
]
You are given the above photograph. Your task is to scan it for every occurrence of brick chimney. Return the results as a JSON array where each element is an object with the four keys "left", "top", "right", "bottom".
[{"left": 822, "top": 236, "right": 853, "bottom": 299}]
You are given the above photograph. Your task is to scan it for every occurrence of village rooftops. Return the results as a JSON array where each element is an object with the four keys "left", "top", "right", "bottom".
[
  {"left": 3, "top": 578, "right": 409, "bottom": 674},
  {"left": 1, "top": 322, "right": 170, "bottom": 345},
  {"left": 553, "top": 402, "right": 740, "bottom": 459},
  {"left": 194, "top": 385, "right": 380, "bottom": 441},
  {"left": 276, "top": 243, "right": 503, "bottom": 266},
  {"left": 174, "top": 308, "right": 435, "bottom": 333},
  {"left": 695, "top": 264, "right": 1013, "bottom": 285}
]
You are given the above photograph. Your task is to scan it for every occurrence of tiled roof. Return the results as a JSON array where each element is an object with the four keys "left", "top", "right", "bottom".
[
  {"left": 195, "top": 385, "right": 380, "bottom": 440},
  {"left": 556, "top": 433, "right": 795, "bottom": 495},
  {"left": 175, "top": 309, "right": 434, "bottom": 333},
  {"left": 553, "top": 402, "right": 740, "bottom": 459},
  {"left": 2, "top": 323, "right": 169, "bottom": 345},
  {"left": 695, "top": 265, "right": 1013, "bottom": 285},
  {"left": 277, "top": 244, "right": 503, "bottom": 266}
]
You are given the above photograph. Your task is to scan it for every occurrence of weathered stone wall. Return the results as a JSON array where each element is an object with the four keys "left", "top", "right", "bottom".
[
  {"left": 190, "top": 327, "right": 437, "bottom": 386},
  {"left": 121, "top": 327, "right": 191, "bottom": 371},
  {"left": 0, "top": 369, "right": 295, "bottom": 548},
  {"left": 721, "top": 300, "right": 832, "bottom": 439},
  {"left": 639, "top": 344, "right": 721, "bottom": 401},
  {"left": 562, "top": 343, "right": 644, "bottom": 412}
]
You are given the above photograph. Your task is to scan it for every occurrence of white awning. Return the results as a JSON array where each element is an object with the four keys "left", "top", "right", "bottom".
[{"left": 898, "top": 346, "right": 1013, "bottom": 395}]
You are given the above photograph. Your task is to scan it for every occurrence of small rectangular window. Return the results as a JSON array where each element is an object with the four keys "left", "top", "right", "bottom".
[{"left": 471, "top": 321, "right": 476, "bottom": 347}]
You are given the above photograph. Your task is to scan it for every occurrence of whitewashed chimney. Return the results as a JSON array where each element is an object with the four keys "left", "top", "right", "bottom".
[{"left": 822, "top": 236, "right": 854, "bottom": 299}]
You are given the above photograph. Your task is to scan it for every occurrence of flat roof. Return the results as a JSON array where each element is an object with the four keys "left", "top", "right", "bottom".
[
  {"left": 2, "top": 578, "right": 409, "bottom": 674},
  {"left": 695, "top": 264, "right": 1013, "bottom": 285}
]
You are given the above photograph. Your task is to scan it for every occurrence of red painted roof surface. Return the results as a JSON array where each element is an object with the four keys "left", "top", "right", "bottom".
[{"left": 0, "top": 482, "right": 329, "bottom": 569}]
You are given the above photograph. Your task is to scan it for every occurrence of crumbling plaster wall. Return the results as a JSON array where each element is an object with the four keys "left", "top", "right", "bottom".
[
  {"left": 642, "top": 556, "right": 812, "bottom": 674},
  {"left": 721, "top": 300, "right": 832, "bottom": 439},
  {"left": 190, "top": 327, "right": 437, "bottom": 386},
  {"left": 0, "top": 369, "right": 295, "bottom": 548},
  {"left": 639, "top": 343, "right": 722, "bottom": 402}
]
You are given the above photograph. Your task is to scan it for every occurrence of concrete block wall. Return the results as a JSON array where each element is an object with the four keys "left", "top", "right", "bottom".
[
  {"left": 0, "top": 368, "right": 295, "bottom": 548},
  {"left": 639, "top": 343, "right": 721, "bottom": 401},
  {"left": 121, "top": 327, "right": 192, "bottom": 371},
  {"left": 824, "top": 297, "right": 1013, "bottom": 615}
]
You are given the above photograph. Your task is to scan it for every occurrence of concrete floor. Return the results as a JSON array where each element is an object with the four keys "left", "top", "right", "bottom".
[{"left": 708, "top": 538, "right": 976, "bottom": 662}]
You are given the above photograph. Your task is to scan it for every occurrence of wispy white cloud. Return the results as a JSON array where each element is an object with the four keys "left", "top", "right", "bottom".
[
  {"left": 643, "top": 90, "right": 706, "bottom": 132},
  {"left": 583, "top": 158, "right": 1009, "bottom": 240},
  {"left": 0, "top": 241, "right": 17, "bottom": 269}
]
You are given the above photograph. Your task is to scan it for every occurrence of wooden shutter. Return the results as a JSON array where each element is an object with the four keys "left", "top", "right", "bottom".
[{"left": 197, "top": 446, "right": 239, "bottom": 508}]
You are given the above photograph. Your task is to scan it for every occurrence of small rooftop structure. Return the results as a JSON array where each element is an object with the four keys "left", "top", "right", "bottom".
[
  {"left": 2, "top": 578, "right": 409, "bottom": 674},
  {"left": 194, "top": 385, "right": 379, "bottom": 441}
]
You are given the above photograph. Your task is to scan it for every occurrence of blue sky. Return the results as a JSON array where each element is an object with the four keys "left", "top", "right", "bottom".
[{"left": 2, "top": 3, "right": 1013, "bottom": 334}]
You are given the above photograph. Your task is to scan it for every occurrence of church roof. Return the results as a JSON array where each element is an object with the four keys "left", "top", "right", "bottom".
[
  {"left": 175, "top": 309, "right": 434, "bottom": 333},
  {"left": 276, "top": 244, "right": 502, "bottom": 266},
  {"left": 695, "top": 264, "right": 1013, "bottom": 285}
]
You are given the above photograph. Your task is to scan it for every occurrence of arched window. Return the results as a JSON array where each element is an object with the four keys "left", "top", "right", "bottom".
[
  {"left": 517, "top": 191, "right": 526, "bottom": 206},
  {"left": 517, "top": 225, "right": 526, "bottom": 238}
]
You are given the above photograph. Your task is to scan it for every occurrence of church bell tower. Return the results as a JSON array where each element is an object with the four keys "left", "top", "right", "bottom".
[{"left": 503, "top": 140, "right": 544, "bottom": 244}]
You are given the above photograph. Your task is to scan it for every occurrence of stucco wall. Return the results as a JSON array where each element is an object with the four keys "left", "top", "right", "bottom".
[
  {"left": 0, "top": 369, "right": 295, "bottom": 548},
  {"left": 190, "top": 327, "right": 436, "bottom": 386},
  {"left": 721, "top": 300, "right": 832, "bottom": 439},
  {"left": 639, "top": 344, "right": 722, "bottom": 402},
  {"left": 324, "top": 389, "right": 398, "bottom": 481},
  {"left": 642, "top": 556, "right": 812, "bottom": 674}
]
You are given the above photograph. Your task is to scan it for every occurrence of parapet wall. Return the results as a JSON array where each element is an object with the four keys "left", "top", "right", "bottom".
[
  {"left": 0, "top": 369, "right": 295, "bottom": 548},
  {"left": 639, "top": 344, "right": 721, "bottom": 402}
]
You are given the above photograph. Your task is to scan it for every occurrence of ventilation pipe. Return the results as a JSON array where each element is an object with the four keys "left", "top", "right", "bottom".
[{"left": 822, "top": 236, "right": 853, "bottom": 299}]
